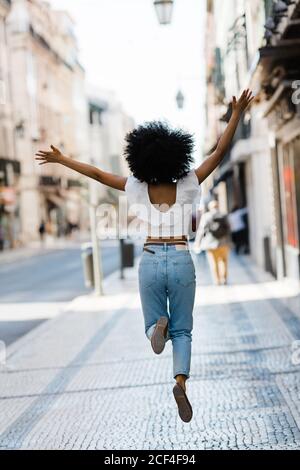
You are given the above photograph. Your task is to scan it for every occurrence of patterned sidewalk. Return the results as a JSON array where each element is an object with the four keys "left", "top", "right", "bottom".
[{"left": 0, "top": 252, "right": 300, "bottom": 450}]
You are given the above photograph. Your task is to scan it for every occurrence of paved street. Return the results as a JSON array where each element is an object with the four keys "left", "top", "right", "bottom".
[
  {"left": 0, "top": 240, "right": 125, "bottom": 302},
  {"left": 0, "top": 251, "right": 300, "bottom": 449},
  {"left": 0, "top": 240, "right": 141, "bottom": 345}
]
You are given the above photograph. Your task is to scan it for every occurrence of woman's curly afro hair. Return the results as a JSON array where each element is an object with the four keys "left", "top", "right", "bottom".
[{"left": 124, "top": 121, "right": 194, "bottom": 184}]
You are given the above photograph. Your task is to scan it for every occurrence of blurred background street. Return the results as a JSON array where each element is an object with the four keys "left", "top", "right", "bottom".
[{"left": 0, "top": 238, "right": 143, "bottom": 345}]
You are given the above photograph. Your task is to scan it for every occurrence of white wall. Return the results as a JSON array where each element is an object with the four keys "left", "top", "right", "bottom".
[{"left": 245, "top": 106, "right": 275, "bottom": 269}]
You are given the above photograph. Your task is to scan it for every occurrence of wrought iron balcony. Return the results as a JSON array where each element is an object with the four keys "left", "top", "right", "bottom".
[
  {"left": 258, "top": 0, "right": 300, "bottom": 104},
  {"left": 39, "top": 176, "right": 61, "bottom": 187},
  {"left": 264, "top": 0, "right": 300, "bottom": 45}
]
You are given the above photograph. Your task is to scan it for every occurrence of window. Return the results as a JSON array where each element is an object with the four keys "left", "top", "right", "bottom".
[
  {"left": 264, "top": 0, "right": 273, "bottom": 18},
  {"left": 89, "top": 109, "right": 94, "bottom": 125},
  {"left": 293, "top": 137, "right": 300, "bottom": 247}
]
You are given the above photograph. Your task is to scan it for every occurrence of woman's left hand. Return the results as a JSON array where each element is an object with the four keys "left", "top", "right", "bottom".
[{"left": 232, "top": 89, "right": 254, "bottom": 115}]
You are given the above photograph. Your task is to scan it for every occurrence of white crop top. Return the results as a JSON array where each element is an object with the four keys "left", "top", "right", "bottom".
[{"left": 125, "top": 170, "right": 201, "bottom": 238}]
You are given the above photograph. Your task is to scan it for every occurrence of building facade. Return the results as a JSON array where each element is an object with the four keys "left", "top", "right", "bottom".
[
  {"left": 0, "top": 0, "right": 21, "bottom": 249},
  {"left": 204, "top": 0, "right": 300, "bottom": 280},
  {"left": 0, "top": 0, "right": 135, "bottom": 250},
  {"left": 256, "top": 0, "right": 300, "bottom": 280},
  {"left": 87, "top": 86, "right": 134, "bottom": 200},
  {"left": 5, "top": 0, "right": 88, "bottom": 244}
]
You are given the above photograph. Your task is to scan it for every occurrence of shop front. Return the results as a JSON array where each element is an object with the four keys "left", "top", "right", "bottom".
[
  {"left": 263, "top": 83, "right": 300, "bottom": 279},
  {"left": 257, "top": 0, "right": 300, "bottom": 279},
  {"left": 39, "top": 176, "right": 83, "bottom": 239},
  {"left": 0, "top": 158, "right": 21, "bottom": 250},
  {"left": 277, "top": 131, "right": 300, "bottom": 279}
]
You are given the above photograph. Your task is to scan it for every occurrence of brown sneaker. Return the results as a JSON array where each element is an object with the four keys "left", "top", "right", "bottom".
[
  {"left": 173, "top": 383, "right": 193, "bottom": 423},
  {"left": 150, "top": 317, "right": 168, "bottom": 355}
]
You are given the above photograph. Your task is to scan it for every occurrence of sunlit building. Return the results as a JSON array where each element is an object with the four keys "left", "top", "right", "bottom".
[
  {"left": 204, "top": 0, "right": 300, "bottom": 280},
  {"left": 255, "top": 0, "right": 300, "bottom": 280},
  {"left": 0, "top": 0, "right": 21, "bottom": 249},
  {"left": 83, "top": 88, "right": 134, "bottom": 237},
  {"left": 87, "top": 86, "right": 134, "bottom": 204},
  {"left": 5, "top": 0, "right": 88, "bottom": 244}
]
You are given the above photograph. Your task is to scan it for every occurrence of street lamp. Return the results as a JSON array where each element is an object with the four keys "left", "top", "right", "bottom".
[
  {"left": 176, "top": 90, "right": 184, "bottom": 109},
  {"left": 154, "top": 0, "right": 174, "bottom": 25}
]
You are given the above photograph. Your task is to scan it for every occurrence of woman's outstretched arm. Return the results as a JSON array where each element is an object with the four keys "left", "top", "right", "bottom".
[
  {"left": 35, "top": 146, "right": 127, "bottom": 191},
  {"left": 195, "top": 89, "right": 254, "bottom": 185}
]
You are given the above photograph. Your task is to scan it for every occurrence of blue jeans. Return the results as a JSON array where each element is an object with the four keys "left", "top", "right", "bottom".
[{"left": 138, "top": 244, "right": 196, "bottom": 378}]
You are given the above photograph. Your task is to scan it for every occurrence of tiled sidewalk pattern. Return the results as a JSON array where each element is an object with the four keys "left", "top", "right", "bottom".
[{"left": 0, "top": 254, "right": 300, "bottom": 450}]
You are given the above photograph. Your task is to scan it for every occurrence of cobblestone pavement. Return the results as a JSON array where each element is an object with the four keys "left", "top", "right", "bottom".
[{"left": 0, "top": 252, "right": 300, "bottom": 450}]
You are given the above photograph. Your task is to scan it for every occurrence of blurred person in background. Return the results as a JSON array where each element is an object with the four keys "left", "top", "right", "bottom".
[
  {"left": 0, "top": 218, "right": 4, "bottom": 251},
  {"left": 35, "top": 90, "right": 254, "bottom": 423},
  {"left": 228, "top": 206, "right": 249, "bottom": 254},
  {"left": 38, "top": 220, "right": 46, "bottom": 244},
  {"left": 194, "top": 200, "right": 231, "bottom": 285}
]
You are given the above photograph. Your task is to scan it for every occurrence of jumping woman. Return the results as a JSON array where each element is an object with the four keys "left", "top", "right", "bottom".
[{"left": 36, "top": 89, "right": 253, "bottom": 423}]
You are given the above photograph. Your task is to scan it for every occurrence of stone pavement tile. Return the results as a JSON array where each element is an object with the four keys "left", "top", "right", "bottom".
[
  {"left": 0, "top": 397, "right": 37, "bottom": 437},
  {"left": 1, "top": 253, "right": 300, "bottom": 449},
  {"left": 0, "top": 368, "right": 61, "bottom": 399},
  {"left": 4, "top": 309, "right": 121, "bottom": 369},
  {"left": 276, "top": 373, "right": 300, "bottom": 430},
  {"left": 1, "top": 381, "right": 300, "bottom": 450},
  {"left": 193, "top": 304, "right": 292, "bottom": 353}
]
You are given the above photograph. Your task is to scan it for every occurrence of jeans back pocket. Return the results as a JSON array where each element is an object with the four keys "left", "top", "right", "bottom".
[
  {"left": 172, "top": 256, "right": 196, "bottom": 287},
  {"left": 138, "top": 259, "right": 158, "bottom": 288}
]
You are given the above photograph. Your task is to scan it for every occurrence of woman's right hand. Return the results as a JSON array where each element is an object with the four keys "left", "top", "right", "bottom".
[
  {"left": 35, "top": 145, "right": 65, "bottom": 165},
  {"left": 36, "top": 144, "right": 127, "bottom": 191}
]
